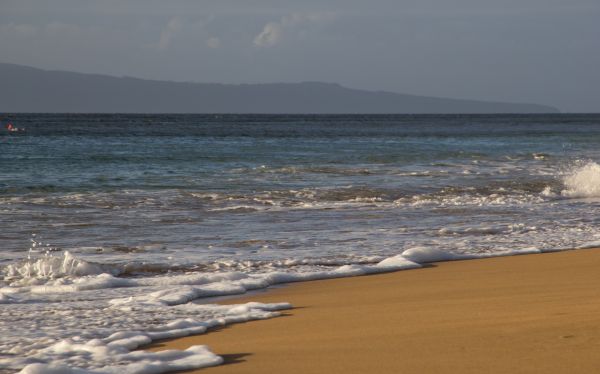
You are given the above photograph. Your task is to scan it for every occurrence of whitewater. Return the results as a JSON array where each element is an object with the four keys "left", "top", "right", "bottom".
[{"left": 2, "top": 113, "right": 600, "bottom": 373}]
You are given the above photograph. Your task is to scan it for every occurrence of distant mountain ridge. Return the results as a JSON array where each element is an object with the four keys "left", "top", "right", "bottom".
[{"left": 0, "top": 63, "right": 559, "bottom": 113}]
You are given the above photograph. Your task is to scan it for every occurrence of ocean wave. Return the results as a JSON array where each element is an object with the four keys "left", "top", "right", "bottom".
[
  {"left": 0, "top": 250, "right": 389, "bottom": 287},
  {"left": 394, "top": 191, "right": 547, "bottom": 207},
  {"left": 561, "top": 161, "right": 600, "bottom": 198},
  {"left": 2, "top": 246, "right": 554, "bottom": 301},
  {"left": 197, "top": 183, "right": 557, "bottom": 211},
  {"left": 1, "top": 176, "right": 570, "bottom": 216},
  {"left": 2, "top": 251, "right": 108, "bottom": 285},
  {"left": 437, "top": 223, "right": 538, "bottom": 237},
  {"left": 230, "top": 165, "right": 374, "bottom": 176}
]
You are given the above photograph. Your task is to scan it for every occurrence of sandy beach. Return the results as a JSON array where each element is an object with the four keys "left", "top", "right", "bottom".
[{"left": 147, "top": 249, "right": 600, "bottom": 373}]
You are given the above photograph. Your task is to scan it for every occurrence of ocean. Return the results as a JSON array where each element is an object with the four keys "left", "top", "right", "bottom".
[{"left": 2, "top": 113, "right": 600, "bottom": 372}]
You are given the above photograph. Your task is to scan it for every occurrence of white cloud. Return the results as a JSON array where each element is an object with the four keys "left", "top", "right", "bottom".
[
  {"left": 157, "top": 17, "right": 183, "bottom": 50},
  {"left": 253, "top": 12, "right": 335, "bottom": 48},
  {"left": 253, "top": 22, "right": 284, "bottom": 47},
  {"left": 206, "top": 37, "right": 221, "bottom": 48}
]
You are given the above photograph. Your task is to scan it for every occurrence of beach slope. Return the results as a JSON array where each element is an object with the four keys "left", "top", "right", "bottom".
[{"left": 147, "top": 249, "right": 600, "bottom": 373}]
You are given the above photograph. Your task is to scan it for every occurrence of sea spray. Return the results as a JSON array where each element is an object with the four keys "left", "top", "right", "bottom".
[
  {"left": 561, "top": 161, "right": 600, "bottom": 198},
  {"left": 2, "top": 237, "right": 106, "bottom": 284}
]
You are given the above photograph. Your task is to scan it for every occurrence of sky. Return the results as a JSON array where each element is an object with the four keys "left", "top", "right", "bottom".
[{"left": 1, "top": 0, "right": 599, "bottom": 112}]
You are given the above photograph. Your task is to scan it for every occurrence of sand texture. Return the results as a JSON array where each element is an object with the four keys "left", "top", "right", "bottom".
[{"left": 147, "top": 249, "right": 600, "bottom": 373}]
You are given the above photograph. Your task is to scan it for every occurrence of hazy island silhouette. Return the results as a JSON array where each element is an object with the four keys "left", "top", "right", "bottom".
[{"left": 0, "top": 62, "right": 559, "bottom": 114}]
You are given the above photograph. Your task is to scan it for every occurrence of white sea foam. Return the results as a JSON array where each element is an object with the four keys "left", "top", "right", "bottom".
[
  {"left": 400, "top": 246, "right": 541, "bottom": 263},
  {"left": 395, "top": 192, "right": 545, "bottom": 207},
  {"left": 3, "top": 251, "right": 107, "bottom": 285},
  {"left": 10, "top": 301, "right": 289, "bottom": 374},
  {"left": 19, "top": 345, "right": 222, "bottom": 374},
  {"left": 401, "top": 247, "right": 468, "bottom": 262},
  {"left": 437, "top": 223, "right": 537, "bottom": 237},
  {"left": 0, "top": 250, "right": 423, "bottom": 374},
  {"left": 561, "top": 161, "right": 600, "bottom": 198}
]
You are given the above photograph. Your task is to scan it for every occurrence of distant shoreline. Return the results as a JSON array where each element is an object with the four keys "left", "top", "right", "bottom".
[{"left": 0, "top": 62, "right": 559, "bottom": 114}]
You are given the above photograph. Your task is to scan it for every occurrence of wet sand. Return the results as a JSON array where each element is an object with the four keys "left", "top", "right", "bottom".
[{"left": 147, "top": 249, "right": 600, "bottom": 373}]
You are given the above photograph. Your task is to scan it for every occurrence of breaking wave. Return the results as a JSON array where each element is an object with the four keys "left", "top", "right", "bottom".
[
  {"left": 561, "top": 161, "right": 600, "bottom": 198},
  {"left": 2, "top": 251, "right": 106, "bottom": 284}
]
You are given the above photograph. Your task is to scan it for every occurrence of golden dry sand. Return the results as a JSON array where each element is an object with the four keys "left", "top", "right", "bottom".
[{"left": 147, "top": 249, "right": 600, "bottom": 373}]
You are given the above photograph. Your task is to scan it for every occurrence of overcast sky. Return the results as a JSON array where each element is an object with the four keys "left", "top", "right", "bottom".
[{"left": 1, "top": 0, "right": 598, "bottom": 112}]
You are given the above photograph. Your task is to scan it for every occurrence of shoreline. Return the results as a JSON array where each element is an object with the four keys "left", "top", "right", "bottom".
[{"left": 146, "top": 248, "right": 600, "bottom": 373}]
